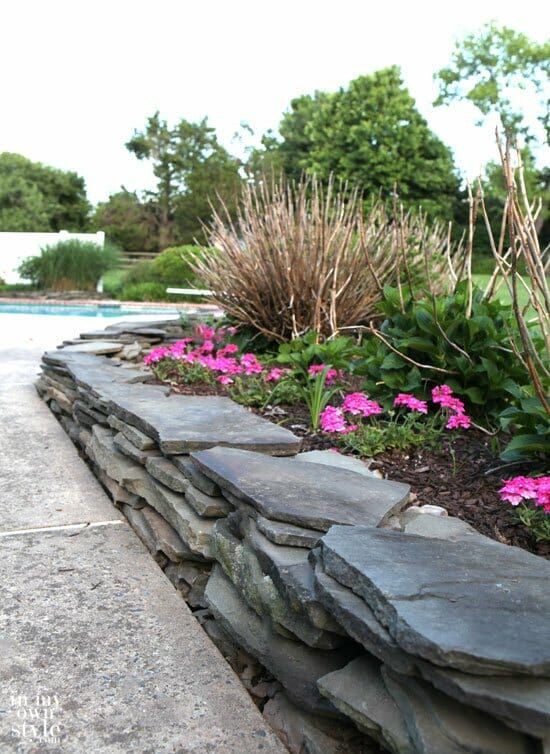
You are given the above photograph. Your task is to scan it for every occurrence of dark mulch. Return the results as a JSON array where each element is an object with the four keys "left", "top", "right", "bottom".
[{"left": 156, "top": 378, "right": 548, "bottom": 558}]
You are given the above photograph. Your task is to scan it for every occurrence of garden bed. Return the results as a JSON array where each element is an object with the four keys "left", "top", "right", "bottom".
[{"left": 157, "top": 378, "right": 548, "bottom": 558}]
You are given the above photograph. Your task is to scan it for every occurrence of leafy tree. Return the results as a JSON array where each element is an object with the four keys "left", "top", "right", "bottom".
[
  {"left": 252, "top": 68, "right": 461, "bottom": 219},
  {"left": 0, "top": 153, "right": 90, "bottom": 232},
  {"left": 434, "top": 23, "right": 550, "bottom": 143},
  {"left": 126, "top": 113, "right": 242, "bottom": 247},
  {"left": 91, "top": 190, "right": 159, "bottom": 253}
]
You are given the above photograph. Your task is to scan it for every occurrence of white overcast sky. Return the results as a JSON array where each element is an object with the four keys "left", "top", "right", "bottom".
[{"left": 1, "top": 0, "right": 548, "bottom": 205}]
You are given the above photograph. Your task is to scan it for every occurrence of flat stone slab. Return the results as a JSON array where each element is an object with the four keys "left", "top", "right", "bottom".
[
  {"left": 296, "top": 450, "right": 377, "bottom": 478},
  {"left": 192, "top": 447, "right": 409, "bottom": 532},
  {"left": 146, "top": 456, "right": 190, "bottom": 492},
  {"left": 108, "top": 413, "right": 157, "bottom": 450},
  {"left": 59, "top": 340, "right": 123, "bottom": 355},
  {"left": 318, "top": 656, "right": 414, "bottom": 754},
  {"left": 173, "top": 455, "right": 221, "bottom": 497},
  {"left": 256, "top": 516, "right": 322, "bottom": 548},
  {"left": 320, "top": 526, "right": 550, "bottom": 676},
  {"left": 109, "top": 392, "right": 301, "bottom": 455},
  {"left": 113, "top": 432, "right": 162, "bottom": 464},
  {"left": 382, "top": 667, "right": 532, "bottom": 754},
  {"left": 122, "top": 502, "right": 190, "bottom": 562},
  {"left": 204, "top": 564, "right": 354, "bottom": 717},
  {"left": 0, "top": 523, "right": 285, "bottom": 753},
  {"left": 185, "top": 483, "right": 232, "bottom": 518}
]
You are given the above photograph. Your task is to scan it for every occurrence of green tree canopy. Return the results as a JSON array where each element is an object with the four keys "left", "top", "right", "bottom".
[
  {"left": 126, "top": 113, "right": 242, "bottom": 247},
  {"left": 0, "top": 153, "right": 90, "bottom": 232},
  {"left": 434, "top": 23, "right": 550, "bottom": 144},
  {"left": 252, "top": 67, "right": 461, "bottom": 219},
  {"left": 91, "top": 190, "right": 159, "bottom": 253}
]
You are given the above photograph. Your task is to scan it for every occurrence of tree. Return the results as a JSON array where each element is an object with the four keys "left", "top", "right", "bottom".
[
  {"left": 252, "top": 68, "right": 461, "bottom": 219},
  {"left": 126, "top": 113, "right": 242, "bottom": 248},
  {"left": 0, "top": 153, "right": 90, "bottom": 232},
  {"left": 434, "top": 23, "right": 550, "bottom": 143},
  {"left": 91, "top": 190, "right": 159, "bottom": 253}
]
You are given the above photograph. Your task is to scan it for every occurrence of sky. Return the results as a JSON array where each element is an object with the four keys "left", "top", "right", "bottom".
[{"left": 1, "top": 0, "right": 548, "bottom": 205}]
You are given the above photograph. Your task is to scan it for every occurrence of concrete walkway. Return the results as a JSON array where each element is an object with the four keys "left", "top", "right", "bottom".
[{"left": 0, "top": 314, "right": 285, "bottom": 753}]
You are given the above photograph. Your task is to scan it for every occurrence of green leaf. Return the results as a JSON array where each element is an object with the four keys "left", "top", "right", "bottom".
[
  {"left": 381, "top": 352, "right": 406, "bottom": 370},
  {"left": 464, "top": 386, "right": 485, "bottom": 404}
]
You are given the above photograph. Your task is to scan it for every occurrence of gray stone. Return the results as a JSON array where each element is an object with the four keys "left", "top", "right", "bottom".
[
  {"left": 164, "top": 562, "right": 210, "bottom": 607},
  {"left": 59, "top": 340, "right": 123, "bottom": 355},
  {"left": 204, "top": 564, "right": 355, "bottom": 717},
  {"left": 120, "top": 341, "right": 142, "bottom": 360},
  {"left": 85, "top": 425, "right": 152, "bottom": 495},
  {"left": 108, "top": 413, "right": 157, "bottom": 450},
  {"left": 192, "top": 447, "right": 410, "bottom": 532},
  {"left": 185, "top": 483, "right": 232, "bottom": 518},
  {"left": 44, "top": 384, "right": 73, "bottom": 413},
  {"left": 256, "top": 516, "right": 322, "bottom": 548},
  {"left": 146, "top": 456, "right": 190, "bottom": 492},
  {"left": 398, "top": 509, "right": 494, "bottom": 543},
  {"left": 113, "top": 432, "right": 162, "bottom": 465},
  {"left": 296, "top": 450, "right": 377, "bottom": 478},
  {"left": 73, "top": 398, "right": 108, "bottom": 425},
  {"left": 94, "top": 467, "right": 143, "bottom": 508},
  {"left": 213, "top": 517, "right": 341, "bottom": 649},
  {"left": 320, "top": 526, "right": 550, "bottom": 676},
  {"left": 263, "top": 691, "right": 367, "bottom": 754},
  {"left": 382, "top": 667, "right": 532, "bottom": 754},
  {"left": 418, "top": 664, "right": 550, "bottom": 739},
  {"left": 313, "top": 559, "right": 415, "bottom": 674},
  {"left": 173, "top": 454, "right": 222, "bottom": 496},
  {"left": 77, "top": 386, "right": 110, "bottom": 414},
  {"left": 109, "top": 392, "right": 301, "bottom": 455},
  {"left": 318, "top": 656, "right": 414, "bottom": 754},
  {"left": 122, "top": 503, "right": 191, "bottom": 562}
]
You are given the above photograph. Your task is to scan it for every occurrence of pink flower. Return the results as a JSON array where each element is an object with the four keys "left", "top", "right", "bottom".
[
  {"left": 218, "top": 343, "right": 239, "bottom": 357},
  {"left": 535, "top": 478, "right": 550, "bottom": 512},
  {"left": 432, "top": 384, "right": 454, "bottom": 403},
  {"left": 143, "top": 346, "right": 171, "bottom": 365},
  {"left": 445, "top": 413, "right": 472, "bottom": 430},
  {"left": 195, "top": 324, "right": 216, "bottom": 340},
  {"left": 500, "top": 476, "right": 539, "bottom": 506},
  {"left": 217, "top": 375, "right": 234, "bottom": 385},
  {"left": 308, "top": 364, "right": 338, "bottom": 385},
  {"left": 241, "top": 353, "right": 263, "bottom": 375},
  {"left": 320, "top": 406, "right": 349, "bottom": 433},
  {"left": 342, "top": 392, "right": 383, "bottom": 418},
  {"left": 393, "top": 393, "right": 429, "bottom": 414},
  {"left": 266, "top": 367, "right": 287, "bottom": 382}
]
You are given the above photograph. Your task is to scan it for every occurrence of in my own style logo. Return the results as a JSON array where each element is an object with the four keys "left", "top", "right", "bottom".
[{"left": 7, "top": 688, "right": 63, "bottom": 744}]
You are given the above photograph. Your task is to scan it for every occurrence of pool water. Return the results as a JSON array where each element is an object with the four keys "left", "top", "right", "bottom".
[{"left": 0, "top": 303, "right": 180, "bottom": 317}]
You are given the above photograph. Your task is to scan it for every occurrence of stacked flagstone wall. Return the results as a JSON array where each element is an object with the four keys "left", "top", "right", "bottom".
[{"left": 36, "top": 319, "right": 550, "bottom": 754}]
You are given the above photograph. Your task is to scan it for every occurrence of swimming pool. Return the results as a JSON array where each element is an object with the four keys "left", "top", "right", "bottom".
[{"left": 0, "top": 302, "right": 181, "bottom": 317}]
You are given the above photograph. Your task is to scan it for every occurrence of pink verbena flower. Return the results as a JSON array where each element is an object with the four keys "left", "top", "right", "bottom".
[
  {"left": 445, "top": 413, "right": 471, "bottom": 430},
  {"left": 431, "top": 384, "right": 454, "bottom": 403},
  {"left": 217, "top": 343, "right": 239, "bottom": 357},
  {"left": 143, "top": 346, "right": 171, "bottom": 365},
  {"left": 195, "top": 324, "right": 216, "bottom": 341},
  {"left": 393, "top": 393, "right": 429, "bottom": 414},
  {"left": 240, "top": 353, "right": 263, "bottom": 375},
  {"left": 308, "top": 364, "right": 338, "bottom": 385},
  {"left": 499, "top": 476, "right": 539, "bottom": 506},
  {"left": 320, "top": 406, "right": 348, "bottom": 433},
  {"left": 265, "top": 367, "right": 287, "bottom": 382},
  {"left": 342, "top": 392, "right": 383, "bottom": 418},
  {"left": 217, "top": 375, "right": 234, "bottom": 385},
  {"left": 535, "top": 477, "right": 550, "bottom": 512}
]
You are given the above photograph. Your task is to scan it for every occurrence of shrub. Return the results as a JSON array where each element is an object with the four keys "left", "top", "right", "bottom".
[
  {"left": 18, "top": 240, "right": 119, "bottom": 291},
  {"left": 119, "top": 245, "right": 209, "bottom": 301},
  {"left": 355, "top": 282, "right": 529, "bottom": 422},
  {"left": 119, "top": 282, "right": 172, "bottom": 302},
  {"left": 194, "top": 175, "right": 459, "bottom": 342}
]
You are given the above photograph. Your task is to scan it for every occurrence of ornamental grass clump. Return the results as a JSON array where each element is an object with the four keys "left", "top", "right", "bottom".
[{"left": 194, "top": 176, "right": 458, "bottom": 342}]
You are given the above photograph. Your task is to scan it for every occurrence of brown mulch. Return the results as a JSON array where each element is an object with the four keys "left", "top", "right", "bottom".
[{"left": 157, "top": 378, "right": 548, "bottom": 558}]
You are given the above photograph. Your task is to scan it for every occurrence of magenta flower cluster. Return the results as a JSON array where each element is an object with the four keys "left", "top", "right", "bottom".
[
  {"left": 308, "top": 364, "right": 339, "bottom": 385},
  {"left": 499, "top": 475, "right": 550, "bottom": 514},
  {"left": 320, "top": 384, "right": 473, "bottom": 435},
  {"left": 143, "top": 325, "right": 291, "bottom": 386}
]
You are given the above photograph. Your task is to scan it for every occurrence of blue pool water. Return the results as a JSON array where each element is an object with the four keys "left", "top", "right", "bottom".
[{"left": 0, "top": 302, "right": 180, "bottom": 317}]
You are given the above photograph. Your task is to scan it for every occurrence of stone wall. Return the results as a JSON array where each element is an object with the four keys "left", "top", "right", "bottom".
[{"left": 36, "top": 320, "right": 550, "bottom": 754}]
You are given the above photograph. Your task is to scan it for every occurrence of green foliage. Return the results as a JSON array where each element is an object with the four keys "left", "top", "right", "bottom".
[
  {"left": 276, "top": 332, "right": 359, "bottom": 373},
  {"left": 151, "top": 359, "right": 215, "bottom": 385},
  {"left": 339, "top": 417, "right": 442, "bottom": 457},
  {"left": 356, "top": 283, "right": 528, "bottom": 420},
  {"left": 254, "top": 68, "right": 460, "bottom": 219},
  {"left": 228, "top": 376, "right": 274, "bottom": 408},
  {"left": 499, "top": 393, "right": 550, "bottom": 462},
  {"left": 434, "top": 22, "right": 550, "bottom": 143},
  {"left": 117, "top": 245, "right": 209, "bottom": 301},
  {"left": 299, "top": 367, "right": 340, "bottom": 431},
  {"left": 126, "top": 113, "right": 242, "bottom": 247},
  {"left": 18, "top": 240, "right": 119, "bottom": 291},
  {"left": 514, "top": 504, "right": 550, "bottom": 542},
  {"left": 0, "top": 153, "right": 90, "bottom": 232},
  {"left": 152, "top": 245, "right": 206, "bottom": 285},
  {"left": 91, "top": 191, "right": 158, "bottom": 253}
]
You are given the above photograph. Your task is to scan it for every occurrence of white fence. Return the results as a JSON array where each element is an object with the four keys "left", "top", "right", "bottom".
[{"left": 0, "top": 230, "right": 105, "bottom": 284}]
